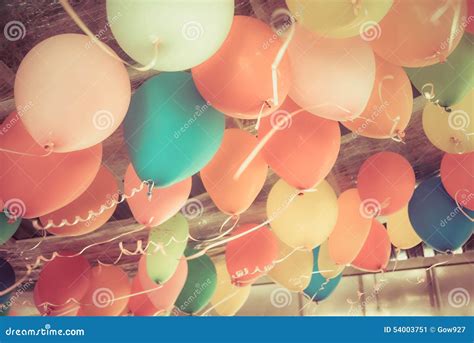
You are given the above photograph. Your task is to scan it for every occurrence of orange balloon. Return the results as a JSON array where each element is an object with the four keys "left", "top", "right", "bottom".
[
  {"left": 34, "top": 284, "right": 79, "bottom": 317},
  {"left": 342, "top": 56, "right": 413, "bottom": 139},
  {"left": 328, "top": 189, "right": 372, "bottom": 265},
  {"left": 258, "top": 97, "right": 340, "bottom": 190},
  {"left": 201, "top": 129, "right": 268, "bottom": 215},
  {"left": 124, "top": 164, "right": 192, "bottom": 227},
  {"left": 357, "top": 151, "right": 415, "bottom": 216},
  {"left": 77, "top": 265, "right": 131, "bottom": 316},
  {"left": 128, "top": 276, "right": 160, "bottom": 316},
  {"left": 0, "top": 112, "right": 102, "bottom": 219},
  {"left": 440, "top": 152, "right": 474, "bottom": 210},
  {"left": 40, "top": 166, "right": 118, "bottom": 236},
  {"left": 352, "top": 220, "right": 391, "bottom": 272},
  {"left": 372, "top": 0, "right": 467, "bottom": 67},
  {"left": 192, "top": 16, "right": 291, "bottom": 119},
  {"left": 137, "top": 255, "right": 188, "bottom": 310},
  {"left": 225, "top": 224, "right": 279, "bottom": 286}
]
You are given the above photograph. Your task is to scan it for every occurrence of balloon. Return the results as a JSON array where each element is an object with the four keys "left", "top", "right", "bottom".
[
  {"left": 407, "top": 33, "right": 474, "bottom": 107},
  {"left": 225, "top": 224, "right": 279, "bottom": 286},
  {"left": 267, "top": 178, "right": 338, "bottom": 249},
  {"left": 106, "top": 0, "right": 234, "bottom": 72},
  {"left": 422, "top": 89, "right": 474, "bottom": 153},
  {"left": 386, "top": 206, "right": 422, "bottom": 249},
  {"left": 14, "top": 34, "right": 130, "bottom": 152},
  {"left": 267, "top": 240, "right": 313, "bottom": 292},
  {"left": 408, "top": 176, "right": 473, "bottom": 252},
  {"left": 441, "top": 152, "right": 474, "bottom": 210},
  {"left": 372, "top": 0, "right": 467, "bottom": 67},
  {"left": 286, "top": 0, "right": 392, "bottom": 38},
  {"left": 192, "top": 15, "right": 292, "bottom": 119},
  {"left": 0, "top": 213, "right": 20, "bottom": 245},
  {"left": 288, "top": 24, "right": 375, "bottom": 121},
  {"left": 34, "top": 283, "right": 79, "bottom": 317},
  {"left": 36, "top": 253, "right": 90, "bottom": 306},
  {"left": 317, "top": 240, "right": 345, "bottom": 279},
  {"left": 124, "top": 72, "right": 225, "bottom": 187},
  {"left": 175, "top": 248, "right": 217, "bottom": 314},
  {"left": 258, "top": 97, "right": 340, "bottom": 190},
  {"left": 124, "top": 164, "right": 192, "bottom": 227},
  {"left": 304, "top": 247, "right": 342, "bottom": 302},
  {"left": 210, "top": 259, "right": 250, "bottom": 316},
  {"left": 0, "top": 258, "right": 15, "bottom": 315},
  {"left": 342, "top": 56, "right": 413, "bottom": 139},
  {"left": 77, "top": 265, "right": 130, "bottom": 316},
  {"left": 138, "top": 255, "right": 188, "bottom": 310},
  {"left": 352, "top": 220, "right": 391, "bottom": 272},
  {"left": 40, "top": 166, "right": 118, "bottom": 236},
  {"left": 468, "top": 1, "right": 474, "bottom": 34},
  {"left": 0, "top": 112, "right": 102, "bottom": 218},
  {"left": 128, "top": 276, "right": 160, "bottom": 316},
  {"left": 145, "top": 214, "right": 189, "bottom": 284},
  {"left": 357, "top": 151, "right": 415, "bottom": 216},
  {"left": 201, "top": 129, "right": 268, "bottom": 215},
  {"left": 328, "top": 189, "right": 372, "bottom": 265}
]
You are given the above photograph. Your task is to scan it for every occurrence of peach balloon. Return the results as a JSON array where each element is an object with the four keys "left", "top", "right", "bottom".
[
  {"left": 328, "top": 189, "right": 372, "bottom": 265},
  {"left": 352, "top": 220, "right": 391, "bottom": 272},
  {"left": 192, "top": 16, "right": 291, "bottom": 119},
  {"left": 124, "top": 164, "right": 192, "bottom": 227},
  {"left": 342, "top": 56, "right": 413, "bottom": 139},
  {"left": 440, "top": 152, "right": 474, "bottom": 210},
  {"left": 318, "top": 240, "right": 345, "bottom": 279},
  {"left": 288, "top": 24, "right": 375, "bottom": 121},
  {"left": 258, "top": 98, "right": 340, "bottom": 190},
  {"left": 128, "top": 276, "right": 160, "bottom": 316},
  {"left": 371, "top": 0, "right": 467, "bottom": 67},
  {"left": 0, "top": 112, "right": 102, "bottom": 219},
  {"left": 77, "top": 265, "right": 131, "bottom": 316},
  {"left": 201, "top": 129, "right": 268, "bottom": 215},
  {"left": 357, "top": 152, "right": 415, "bottom": 216},
  {"left": 40, "top": 166, "right": 118, "bottom": 236},
  {"left": 14, "top": 34, "right": 131, "bottom": 152},
  {"left": 34, "top": 284, "right": 79, "bottom": 317}
]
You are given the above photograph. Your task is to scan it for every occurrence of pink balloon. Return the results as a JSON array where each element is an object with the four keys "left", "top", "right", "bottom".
[
  {"left": 288, "top": 24, "right": 375, "bottom": 121},
  {"left": 352, "top": 220, "right": 391, "bottom": 272},
  {"left": 124, "top": 164, "right": 192, "bottom": 227}
]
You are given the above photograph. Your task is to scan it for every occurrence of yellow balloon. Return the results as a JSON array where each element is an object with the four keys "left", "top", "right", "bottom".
[
  {"left": 318, "top": 240, "right": 345, "bottom": 279},
  {"left": 386, "top": 206, "right": 422, "bottom": 249},
  {"left": 267, "top": 240, "right": 313, "bottom": 292},
  {"left": 210, "top": 259, "right": 250, "bottom": 316},
  {"left": 423, "top": 90, "right": 474, "bottom": 153},
  {"left": 267, "top": 178, "right": 338, "bottom": 249},
  {"left": 286, "top": 0, "right": 392, "bottom": 38}
]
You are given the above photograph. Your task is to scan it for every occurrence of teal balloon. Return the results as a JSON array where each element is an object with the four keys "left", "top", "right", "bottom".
[
  {"left": 0, "top": 213, "right": 20, "bottom": 245},
  {"left": 0, "top": 257, "right": 15, "bottom": 315},
  {"left": 406, "top": 33, "right": 474, "bottom": 107},
  {"left": 304, "top": 246, "right": 342, "bottom": 302},
  {"left": 175, "top": 248, "right": 217, "bottom": 314},
  {"left": 408, "top": 176, "right": 473, "bottom": 252},
  {"left": 124, "top": 72, "right": 225, "bottom": 187}
]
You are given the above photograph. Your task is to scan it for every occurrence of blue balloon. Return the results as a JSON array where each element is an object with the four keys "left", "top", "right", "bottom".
[
  {"left": 408, "top": 176, "right": 473, "bottom": 252},
  {"left": 304, "top": 246, "right": 342, "bottom": 302},
  {"left": 124, "top": 72, "right": 225, "bottom": 187},
  {"left": 0, "top": 257, "right": 15, "bottom": 315}
]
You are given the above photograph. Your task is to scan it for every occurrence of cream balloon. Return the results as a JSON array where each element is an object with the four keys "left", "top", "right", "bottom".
[
  {"left": 386, "top": 206, "right": 422, "bottom": 249},
  {"left": 422, "top": 90, "right": 473, "bottom": 153},
  {"left": 210, "top": 259, "right": 250, "bottom": 316},
  {"left": 267, "top": 178, "right": 338, "bottom": 249},
  {"left": 106, "top": 0, "right": 234, "bottom": 71},
  {"left": 267, "top": 240, "right": 313, "bottom": 292},
  {"left": 318, "top": 240, "right": 345, "bottom": 279}
]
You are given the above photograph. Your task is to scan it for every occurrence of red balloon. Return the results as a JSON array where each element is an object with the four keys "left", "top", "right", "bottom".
[
  {"left": 225, "top": 224, "right": 279, "bottom": 286},
  {"left": 128, "top": 276, "right": 160, "bottom": 316},
  {"left": 0, "top": 112, "right": 102, "bottom": 218},
  {"left": 40, "top": 166, "right": 119, "bottom": 236},
  {"left": 440, "top": 152, "right": 474, "bottom": 210},
  {"left": 352, "top": 220, "right": 391, "bottom": 272},
  {"left": 258, "top": 97, "right": 340, "bottom": 190},
  {"left": 124, "top": 164, "right": 191, "bottom": 227},
  {"left": 357, "top": 151, "right": 415, "bottom": 216},
  {"left": 468, "top": 0, "right": 474, "bottom": 34}
]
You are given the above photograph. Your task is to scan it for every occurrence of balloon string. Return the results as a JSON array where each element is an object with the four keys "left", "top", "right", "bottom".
[
  {"left": 199, "top": 290, "right": 240, "bottom": 317},
  {"left": 425, "top": 250, "right": 455, "bottom": 272},
  {"left": 0, "top": 144, "right": 54, "bottom": 157},
  {"left": 390, "top": 248, "right": 401, "bottom": 273},
  {"left": 188, "top": 214, "right": 240, "bottom": 246},
  {"left": 421, "top": 83, "right": 452, "bottom": 111},
  {"left": 19, "top": 229, "right": 47, "bottom": 255},
  {"left": 59, "top": 0, "right": 160, "bottom": 72},
  {"left": 454, "top": 189, "right": 474, "bottom": 222},
  {"left": 300, "top": 278, "right": 331, "bottom": 313}
]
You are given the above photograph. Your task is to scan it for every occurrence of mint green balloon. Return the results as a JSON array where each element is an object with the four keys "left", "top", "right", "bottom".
[
  {"left": 175, "top": 248, "right": 217, "bottom": 314},
  {"left": 406, "top": 33, "right": 474, "bottom": 107},
  {"left": 124, "top": 72, "right": 225, "bottom": 187},
  {"left": 106, "top": 0, "right": 234, "bottom": 71},
  {"left": 0, "top": 213, "right": 20, "bottom": 245},
  {"left": 146, "top": 213, "right": 189, "bottom": 283}
]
